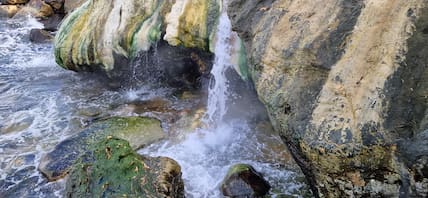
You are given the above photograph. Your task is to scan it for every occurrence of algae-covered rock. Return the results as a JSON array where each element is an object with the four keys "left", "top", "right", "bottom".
[
  {"left": 221, "top": 164, "right": 271, "bottom": 198},
  {"left": 228, "top": 0, "right": 428, "bottom": 197},
  {"left": 39, "top": 116, "right": 164, "bottom": 181},
  {"left": 66, "top": 137, "right": 184, "bottom": 198}
]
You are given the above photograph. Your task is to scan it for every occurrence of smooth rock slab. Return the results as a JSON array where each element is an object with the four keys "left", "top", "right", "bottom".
[
  {"left": 39, "top": 116, "right": 164, "bottom": 181},
  {"left": 221, "top": 164, "right": 271, "bottom": 198},
  {"left": 66, "top": 137, "right": 184, "bottom": 198}
]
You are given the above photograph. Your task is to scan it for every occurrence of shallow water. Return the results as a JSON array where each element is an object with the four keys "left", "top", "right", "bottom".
[{"left": 0, "top": 16, "right": 308, "bottom": 197}]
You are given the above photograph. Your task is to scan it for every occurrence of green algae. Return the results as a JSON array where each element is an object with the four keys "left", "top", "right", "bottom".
[{"left": 66, "top": 137, "right": 184, "bottom": 197}]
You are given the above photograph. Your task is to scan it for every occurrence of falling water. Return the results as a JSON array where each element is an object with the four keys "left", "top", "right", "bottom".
[
  {"left": 141, "top": 2, "right": 308, "bottom": 197},
  {"left": 204, "top": 8, "right": 232, "bottom": 124}
]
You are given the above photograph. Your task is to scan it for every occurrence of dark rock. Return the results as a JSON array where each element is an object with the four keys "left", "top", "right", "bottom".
[
  {"left": 29, "top": 28, "right": 53, "bottom": 43},
  {"left": 38, "top": 116, "right": 164, "bottom": 181},
  {"left": 66, "top": 137, "right": 184, "bottom": 198},
  {"left": 43, "top": 0, "right": 63, "bottom": 13},
  {"left": 221, "top": 164, "right": 271, "bottom": 198},
  {"left": 39, "top": 13, "right": 63, "bottom": 31}
]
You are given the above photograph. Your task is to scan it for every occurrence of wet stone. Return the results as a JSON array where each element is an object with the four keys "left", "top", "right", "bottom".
[
  {"left": 38, "top": 116, "right": 165, "bottom": 181},
  {"left": 221, "top": 164, "right": 271, "bottom": 198},
  {"left": 66, "top": 137, "right": 184, "bottom": 198}
]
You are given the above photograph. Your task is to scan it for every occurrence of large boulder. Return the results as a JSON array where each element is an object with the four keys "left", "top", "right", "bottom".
[
  {"left": 228, "top": 0, "right": 428, "bottom": 197},
  {"left": 54, "top": 0, "right": 219, "bottom": 72},
  {"left": 221, "top": 164, "right": 271, "bottom": 198},
  {"left": 38, "top": 116, "right": 165, "bottom": 181},
  {"left": 53, "top": 0, "right": 248, "bottom": 84},
  {"left": 66, "top": 137, "right": 184, "bottom": 197}
]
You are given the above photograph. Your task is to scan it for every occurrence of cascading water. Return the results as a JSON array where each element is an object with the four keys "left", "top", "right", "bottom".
[{"left": 204, "top": 9, "right": 232, "bottom": 124}]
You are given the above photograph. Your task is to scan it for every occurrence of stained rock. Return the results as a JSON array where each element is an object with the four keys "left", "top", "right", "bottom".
[
  {"left": 66, "top": 137, "right": 184, "bottom": 198},
  {"left": 228, "top": 0, "right": 428, "bottom": 197},
  {"left": 38, "top": 116, "right": 165, "bottom": 181},
  {"left": 221, "top": 164, "right": 271, "bottom": 198}
]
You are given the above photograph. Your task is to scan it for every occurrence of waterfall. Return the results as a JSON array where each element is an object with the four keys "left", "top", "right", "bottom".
[{"left": 204, "top": 4, "right": 233, "bottom": 124}]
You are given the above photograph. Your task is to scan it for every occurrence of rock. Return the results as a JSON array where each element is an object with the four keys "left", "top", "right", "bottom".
[
  {"left": 43, "top": 0, "right": 63, "bottom": 13},
  {"left": 228, "top": 0, "right": 428, "bottom": 197},
  {"left": 13, "top": 0, "right": 53, "bottom": 18},
  {"left": 1, "top": 0, "right": 28, "bottom": 5},
  {"left": 66, "top": 137, "right": 184, "bottom": 198},
  {"left": 63, "top": 0, "right": 85, "bottom": 13},
  {"left": 221, "top": 164, "right": 271, "bottom": 198},
  {"left": 54, "top": 0, "right": 222, "bottom": 79},
  {"left": 39, "top": 13, "right": 63, "bottom": 31},
  {"left": 29, "top": 28, "right": 53, "bottom": 43},
  {"left": 38, "top": 116, "right": 165, "bottom": 181},
  {"left": 0, "top": 5, "right": 20, "bottom": 18}
]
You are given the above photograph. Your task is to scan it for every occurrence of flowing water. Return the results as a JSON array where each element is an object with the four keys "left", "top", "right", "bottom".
[{"left": 0, "top": 14, "right": 308, "bottom": 198}]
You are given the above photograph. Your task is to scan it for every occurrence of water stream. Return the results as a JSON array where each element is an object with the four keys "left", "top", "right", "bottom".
[{"left": 0, "top": 13, "right": 308, "bottom": 198}]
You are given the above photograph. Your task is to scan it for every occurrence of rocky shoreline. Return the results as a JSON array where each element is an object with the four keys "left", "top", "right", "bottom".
[{"left": 1, "top": 0, "right": 427, "bottom": 197}]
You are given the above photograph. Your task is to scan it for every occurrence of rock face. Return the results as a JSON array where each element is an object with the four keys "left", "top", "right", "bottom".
[
  {"left": 29, "top": 28, "right": 53, "bottom": 43},
  {"left": 39, "top": 116, "right": 164, "bottom": 181},
  {"left": 228, "top": 0, "right": 428, "bottom": 197},
  {"left": 220, "top": 164, "right": 271, "bottom": 198},
  {"left": 66, "top": 137, "right": 184, "bottom": 197}
]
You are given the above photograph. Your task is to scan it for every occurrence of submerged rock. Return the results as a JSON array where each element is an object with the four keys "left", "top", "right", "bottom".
[
  {"left": 221, "top": 164, "right": 271, "bottom": 198},
  {"left": 66, "top": 137, "right": 184, "bottom": 198},
  {"left": 228, "top": 0, "right": 428, "bottom": 197},
  {"left": 29, "top": 28, "right": 53, "bottom": 43},
  {"left": 39, "top": 116, "right": 164, "bottom": 181}
]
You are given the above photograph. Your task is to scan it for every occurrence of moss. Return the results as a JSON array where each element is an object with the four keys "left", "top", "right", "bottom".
[{"left": 66, "top": 137, "right": 172, "bottom": 197}]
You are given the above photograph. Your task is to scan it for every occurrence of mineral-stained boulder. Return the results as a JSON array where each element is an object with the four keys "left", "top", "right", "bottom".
[
  {"left": 54, "top": 0, "right": 219, "bottom": 73},
  {"left": 38, "top": 116, "right": 164, "bottom": 181},
  {"left": 66, "top": 137, "right": 184, "bottom": 198},
  {"left": 53, "top": 0, "right": 248, "bottom": 82},
  {"left": 221, "top": 164, "right": 271, "bottom": 198},
  {"left": 228, "top": 0, "right": 428, "bottom": 197}
]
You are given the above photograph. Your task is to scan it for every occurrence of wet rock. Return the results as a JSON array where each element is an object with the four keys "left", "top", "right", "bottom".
[
  {"left": 0, "top": 5, "right": 20, "bottom": 17},
  {"left": 29, "top": 28, "right": 53, "bottom": 43},
  {"left": 1, "top": 0, "right": 28, "bottom": 5},
  {"left": 54, "top": 0, "right": 221, "bottom": 82},
  {"left": 221, "top": 164, "right": 271, "bottom": 198},
  {"left": 66, "top": 137, "right": 184, "bottom": 198},
  {"left": 13, "top": 0, "right": 53, "bottom": 18},
  {"left": 39, "top": 116, "right": 164, "bottom": 181},
  {"left": 39, "top": 13, "right": 63, "bottom": 31},
  {"left": 63, "top": 0, "right": 84, "bottom": 13},
  {"left": 43, "top": 0, "right": 63, "bottom": 13},
  {"left": 228, "top": 0, "right": 428, "bottom": 197}
]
